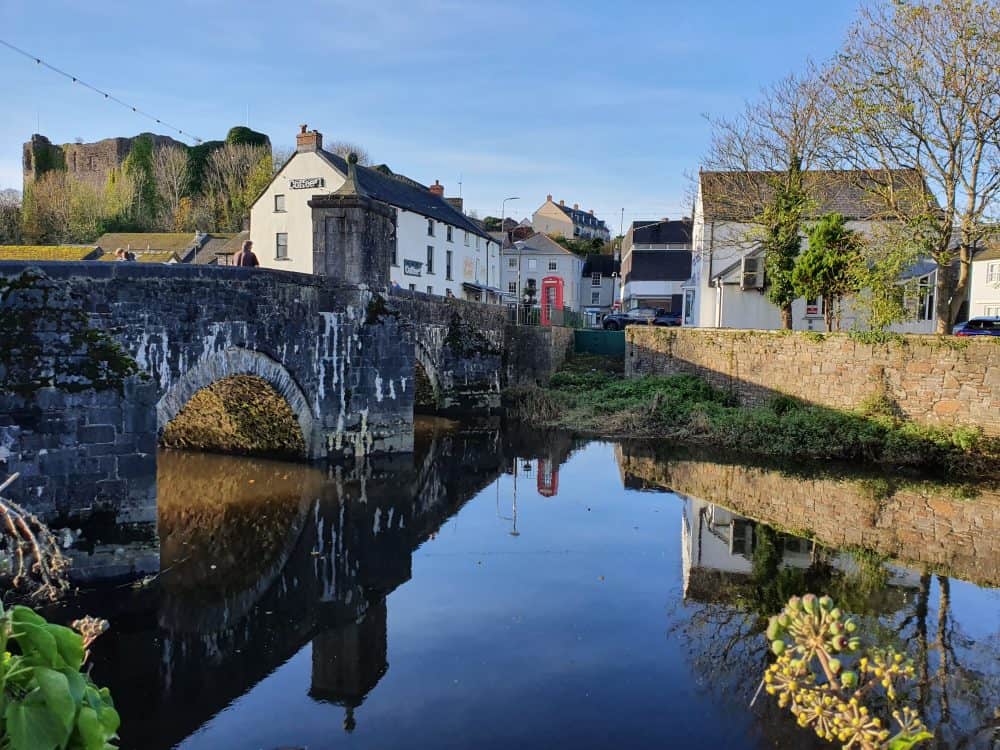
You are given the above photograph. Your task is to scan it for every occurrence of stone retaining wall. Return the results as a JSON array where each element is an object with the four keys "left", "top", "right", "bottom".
[
  {"left": 617, "top": 446, "right": 1000, "bottom": 587},
  {"left": 626, "top": 327, "right": 1000, "bottom": 435}
]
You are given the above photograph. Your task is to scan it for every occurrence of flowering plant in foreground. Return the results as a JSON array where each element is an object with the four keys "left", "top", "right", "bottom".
[{"left": 763, "top": 594, "right": 932, "bottom": 750}]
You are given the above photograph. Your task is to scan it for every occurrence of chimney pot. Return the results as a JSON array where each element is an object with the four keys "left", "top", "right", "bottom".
[
  {"left": 546, "top": 194, "right": 553, "bottom": 201},
  {"left": 559, "top": 199, "right": 565, "bottom": 206},
  {"left": 589, "top": 209, "right": 594, "bottom": 215},
  {"left": 573, "top": 203, "right": 579, "bottom": 210},
  {"left": 661, "top": 216, "right": 669, "bottom": 222}
]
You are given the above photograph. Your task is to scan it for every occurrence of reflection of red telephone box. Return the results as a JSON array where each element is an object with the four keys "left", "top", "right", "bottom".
[
  {"left": 536, "top": 458, "right": 559, "bottom": 497},
  {"left": 540, "top": 276, "right": 564, "bottom": 326}
]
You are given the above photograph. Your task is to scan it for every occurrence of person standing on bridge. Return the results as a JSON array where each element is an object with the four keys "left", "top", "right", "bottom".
[{"left": 234, "top": 240, "right": 260, "bottom": 268}]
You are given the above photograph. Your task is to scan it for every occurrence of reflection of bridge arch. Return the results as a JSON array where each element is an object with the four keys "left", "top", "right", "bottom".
[{"left": 156, "top": 347, "right": 321, "bottom": 459}]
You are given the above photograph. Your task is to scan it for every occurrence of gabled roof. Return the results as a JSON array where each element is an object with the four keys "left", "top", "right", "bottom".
[
  {"left": 504, "top": 233, "right": 579, "bottom": 256},
  {"left": 556, "top": 202, "right": 607, "bottom": 231},
  {"left": 699, "top": 169, "right": 933, "bottom": 222},
  {"left": 96, "top": 233, "right": 202, "bottom": 255},
  {"left": 626, "top": 250, "right": 693, "bottom": 283},
  {"left": 316, "top": 150, "right": 493, "bottom": 242},
  {"left": 631, "top": 220, "right": 692, "bottom": 245}
]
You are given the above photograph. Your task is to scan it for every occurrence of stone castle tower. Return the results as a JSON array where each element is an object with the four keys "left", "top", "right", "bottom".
[{"left": 22, "top": 133, "right": 185, "bottom": 189}]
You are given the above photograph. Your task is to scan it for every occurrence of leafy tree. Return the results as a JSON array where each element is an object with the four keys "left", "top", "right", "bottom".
[
  {"left": 793, "top": 213, "right": 864, "bottom": 331},
  {"left": 482, "top": 216, "right": 502, "bottom": 232},
  {"left": 550, "top": 234, "right": 607, "bottom": 255},
  {"left": 761, "top": 161, "right": 809, "bottom": 327},
  {"left": 120, "top": 135, "right": 157, "bottom": 230},
  {"left": 831, "top": 0, "right": 1000, "bottom": 332}
]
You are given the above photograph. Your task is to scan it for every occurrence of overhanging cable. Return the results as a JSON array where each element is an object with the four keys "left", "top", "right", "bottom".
[{"left": 0, "top": 38, "right": 203, "bottom": 143}]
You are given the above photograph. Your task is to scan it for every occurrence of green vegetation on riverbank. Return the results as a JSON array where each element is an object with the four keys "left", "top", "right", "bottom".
[{"left": 506, "top": 355, "right": 999, "bottom": 477}]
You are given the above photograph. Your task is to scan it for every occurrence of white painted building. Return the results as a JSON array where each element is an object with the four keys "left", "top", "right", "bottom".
[
  {"left": 687, "top": 169, "right": 930, "bottom": 331},
  {"left": 250, "top": 127, "right": 500, "bottom": 300},
  {"left": 500, "top": 233, "right": 584, "bottom": 311},
  {"left": 969, "top": 243, "right": 1000, "bottom": 319}
]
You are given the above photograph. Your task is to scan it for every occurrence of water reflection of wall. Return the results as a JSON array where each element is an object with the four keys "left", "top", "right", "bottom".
[
  {"left": 85, "top": 426, "right": 507, "bottom": 750},
  {"left": 617, "top": 444, "right": 1000, "bottom": 587}
]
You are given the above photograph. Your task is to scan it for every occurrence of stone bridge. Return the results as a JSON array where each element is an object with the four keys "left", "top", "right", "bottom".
[{"left": 0, "top": 261, "right": 570, "bottom": 524}]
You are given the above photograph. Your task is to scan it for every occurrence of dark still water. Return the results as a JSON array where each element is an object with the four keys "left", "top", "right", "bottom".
[{"left": 50, "top": 422, "right": 1000, "bottom": 749}]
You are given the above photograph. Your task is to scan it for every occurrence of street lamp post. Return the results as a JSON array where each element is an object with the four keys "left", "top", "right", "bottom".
[
  {"left": 513, "top": 240, "right": 526, "bottom": 325},
  {"left": 500, "top": 196, "right": 519, "bottom": 309}
]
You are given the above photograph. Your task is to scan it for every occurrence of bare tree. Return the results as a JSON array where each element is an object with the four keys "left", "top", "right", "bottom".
[
  {"left": 0, "top": 189, "right": 21, "bottom": 244},
  {"left": 153, "top": 145, "right": 191, "bottom": 230},
  {"left": 203, "top": 142, "right": 271, "bottom": 232},
  {"left": 270, "top": 145, "right": 296, "bottom": 177},
  {"left": 703, "top": 65, "right": 835, "bottom": 327},
  {"left": 830, "top": 0, "right": 1000, "bottom": 332},
  {"left": 326, "top": 140, "right": 371, "bottom": 166}
]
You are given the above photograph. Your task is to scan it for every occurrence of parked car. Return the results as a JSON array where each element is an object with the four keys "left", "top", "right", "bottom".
[
  {"left": 954, "top": 316, "right": 1000, "bottom": 336},
  {"left": 653, "top": 311, "right": 682, "bottom": 327},
  {"left": 601, "top": 307, "right": 658, "bottom": 330}
]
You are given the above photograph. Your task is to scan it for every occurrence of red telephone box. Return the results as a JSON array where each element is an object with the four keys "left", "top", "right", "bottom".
[
  {"left": 536, "top": 458, "right": 559, "bottom": 497},
  {"left": 540, "top": 276, "right": 564, "bottom": 326}
]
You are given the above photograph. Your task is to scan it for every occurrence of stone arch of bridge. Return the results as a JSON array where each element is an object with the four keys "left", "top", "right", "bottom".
[
  {"left": 156, "top": 347, "right": 321, "bottom": 458},
  {"left": 413, "top": 336, "right": 443, "bottom": 412}
]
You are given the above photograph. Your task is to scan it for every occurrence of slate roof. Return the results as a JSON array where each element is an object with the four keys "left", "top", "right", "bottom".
[
  {"left": 700, "top": 169, "right": 932, "bottom": 222},
  {"left": 630, "top": 220, "right": 692, "bottom": 245},
  {"left": 556, "top": 203, "right": 608, "bottom": 231},
  {"left": 506, "top": 233, "right": 579, "bottom": 256},
  {"left": 96, "top": 233, "right": 201, "bottom": 256},
  {"left": 974, "top": 241, "right": 1000, "bottom": 263},
  {"left": 626, "top": 250, "right": 693, "bottom": 283},
  {"left": 318, "top": 151, "right": 492, "bottom": 242},
  {"left": 581, "top": 254, "right": 620, "bottom": 277}
]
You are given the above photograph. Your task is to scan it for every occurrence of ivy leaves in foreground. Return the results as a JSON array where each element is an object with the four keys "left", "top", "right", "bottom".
[{"left": 0, "top": 604, "right": 118, "bottom": 750}]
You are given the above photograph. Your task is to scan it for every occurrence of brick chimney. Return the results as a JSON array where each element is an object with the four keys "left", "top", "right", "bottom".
[
  {"left": 546, "top": 194, "right": 553, "bottom": 202},
  {"left": 445, "top": 196, "right": 464, "bottom": 212},
  {"left": 296, "top": 124, "right": 323, "bottom": 153},
  {"left": 588, "top": 209, "right": 594, "bottom": 215},
  {"left": 429, "top": 179, "right": 444, "bottom": 197},
  {"left": 559, "top": 199, "right": 565, "bottom": 207},
  {"left": 573, "top": 203, "right": 579, "bottom": 210}
]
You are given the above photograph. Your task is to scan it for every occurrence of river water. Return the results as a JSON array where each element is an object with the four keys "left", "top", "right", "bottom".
[{"left": 47, "top": 420, "right": 1000, "bottom": 749}]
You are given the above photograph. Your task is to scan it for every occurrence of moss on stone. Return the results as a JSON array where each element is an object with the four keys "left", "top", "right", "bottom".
[{"left": 0, "top": 269, "right": 140, "bottom": 395}]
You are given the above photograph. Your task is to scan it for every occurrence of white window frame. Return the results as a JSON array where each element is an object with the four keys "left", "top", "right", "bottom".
[
  {"left": 986, "top": 261, "right": 1000, "bottom": 284},
  {"left": 508, "top": 281, "right": 517, "bottom": 294},
  {"left": 445, "top": 249, "right": 453, "bottom": 281},
  {"left": 507, "top": 257, "right": 517, "bottom": 269},
  {"left": 426, "top": 245, "right": 435, "bottom": 274},
  {"left": 464, "top": 231, "right": 470, "bottom": 246},
  {"left": 275, "top": 232, "right": 288, "bottom": 260},
  {"left": 591, "top": 291, "right": 600, "bottom": 305},
  {"left": 274, "top": 194, "right": 286, "bottom": 212},
  {"left": 447, "top": 226, "right": 453, "bottom": 242},
  {"left": 591, "top": 272, "right": 602, "bottom": 287},
  {"left": 527, "top": 259, "right": 537, "bottom": 271},
  {"left": 427, "top": 219, "right": 435, "bottom": 237},
  {"left": 548, "top": 260, "right": 558, "bottom": 271}
]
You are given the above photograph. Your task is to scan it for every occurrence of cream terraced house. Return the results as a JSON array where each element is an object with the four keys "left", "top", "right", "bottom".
[
  {"left": 250, "top": 126, "right": 501, "bottom": 300},
  {"left": 531, "top": 195, "right": 610, "bottom": 242}
]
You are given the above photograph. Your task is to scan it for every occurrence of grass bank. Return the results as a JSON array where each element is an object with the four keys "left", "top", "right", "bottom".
[{"left": 506, "top": 355, "right": 999, "bottom": 478}]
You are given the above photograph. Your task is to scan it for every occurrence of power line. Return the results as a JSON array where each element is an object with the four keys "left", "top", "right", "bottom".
[{"left": 0, "top": 38, "right": 203, "bottom": 144}]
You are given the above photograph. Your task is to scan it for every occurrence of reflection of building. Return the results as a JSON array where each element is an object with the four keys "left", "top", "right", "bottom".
[{"left": 680, "top": 497, "right": 920, "bottom": 602}]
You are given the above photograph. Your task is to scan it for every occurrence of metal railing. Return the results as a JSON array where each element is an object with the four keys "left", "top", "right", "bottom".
[{"left": 505, "top": 304, "right": 585, "bottom": 329}]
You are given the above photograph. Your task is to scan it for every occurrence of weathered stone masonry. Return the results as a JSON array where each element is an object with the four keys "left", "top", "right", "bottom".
[
  {"left": 0, "top": 262, "right": 414, "bottom": 522},
  {"left": 627, "top": 327, "right": 1000, "bottom": 436}
]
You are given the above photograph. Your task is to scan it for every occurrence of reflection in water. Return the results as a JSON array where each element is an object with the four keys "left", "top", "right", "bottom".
[{"left": 57, "top": 427, "right": 998, "bottom": 750}]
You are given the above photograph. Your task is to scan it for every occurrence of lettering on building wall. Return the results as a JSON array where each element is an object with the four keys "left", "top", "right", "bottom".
[
  {"left": 404, "top": 260, "right": 423, "bottom": 277},
  {"left": 290, "top": 177, "right": 325, "bottom": 190},
  {"left": 463, "top": 258, "right": 475, "bottom": 281}
]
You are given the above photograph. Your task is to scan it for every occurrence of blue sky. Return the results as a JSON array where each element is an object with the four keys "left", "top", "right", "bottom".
[{"left": 1, "top": 0, "right": 860, "bottom": 227}]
